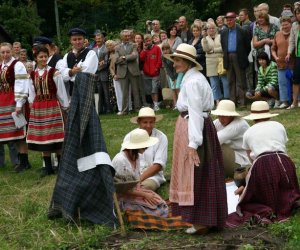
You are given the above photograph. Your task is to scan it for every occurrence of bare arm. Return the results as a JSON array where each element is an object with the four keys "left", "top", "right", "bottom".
[{"left": 140, "top": 163, "right": 162, "bottom": 182}]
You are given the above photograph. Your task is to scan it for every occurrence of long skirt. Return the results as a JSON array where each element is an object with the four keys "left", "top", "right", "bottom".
[
  {"left": 226, "top": 152, "right": 300, "bottom": 228},
  {"left": 170, "top": 115, "right": 228, "bottom": 228},
  {"left": 0, "top": 91, "right": 26, "bottom": 142},
  {"left": 27, "top": 99, "right": 64, "bottom": 151}
]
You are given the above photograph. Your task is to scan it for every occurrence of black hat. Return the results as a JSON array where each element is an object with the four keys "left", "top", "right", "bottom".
[
  {"left": 94, "top": 29, "right": 107, "bottom": 37},
  {"left": 68, "top": 28, "right": 87, "bottom": 37},
  {"left": 33, "top": 36, "right": 53, "bottom": 46}
]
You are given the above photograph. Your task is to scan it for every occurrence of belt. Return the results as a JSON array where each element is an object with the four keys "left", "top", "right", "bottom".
[{"left": 180, "top": 111, "right": 210, "bottom": 119}]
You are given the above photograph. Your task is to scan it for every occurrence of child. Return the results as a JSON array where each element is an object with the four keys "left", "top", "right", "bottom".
[{"left": 161, "top": 42, "right": 183, "bottom": 109}]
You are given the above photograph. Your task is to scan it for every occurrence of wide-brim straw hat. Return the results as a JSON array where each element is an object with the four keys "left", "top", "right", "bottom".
[
  {"left": 243, "top": 101, "right": 278, "bottom": 120},
  {"left": 121, "top": 128, "right": 159, "bottom": 149},
  {"left": 163, "top": 43, "right": 203, "bottom": 71},
  {"left": 130, "top": 107, "right": 163, "bottom": 124},
  {"left": 211, "top": 100, "right": 240, "bottom": 116}
]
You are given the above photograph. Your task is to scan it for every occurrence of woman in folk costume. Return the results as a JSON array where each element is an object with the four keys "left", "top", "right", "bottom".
[
  {"left": 165, "top": 44, "right": 227, "bottom": 235},
  {"left": 27, "top": 46, "right": 69, "bottom": 177},
  {"left": 226, "top": 101, "right": 300, "bottom": 227},
  {"left": 0, "top": 42, "right": 31, "bottom": 173}
]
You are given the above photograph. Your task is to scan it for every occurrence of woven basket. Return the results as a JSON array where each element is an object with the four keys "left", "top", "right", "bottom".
[{"left": 114, "top": 180, "right": 139, "bottom": 193}]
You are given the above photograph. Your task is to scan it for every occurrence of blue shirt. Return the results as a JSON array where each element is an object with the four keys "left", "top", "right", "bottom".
[{"left": 228, "top": 27, "right": 237, "bottom": 53}]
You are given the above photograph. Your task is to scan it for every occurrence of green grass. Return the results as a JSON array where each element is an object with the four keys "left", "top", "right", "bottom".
[{"left": 0, "top": 108, "right": 300, "bottom": 249}]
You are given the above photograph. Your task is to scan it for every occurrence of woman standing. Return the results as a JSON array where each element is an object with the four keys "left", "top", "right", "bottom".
[
  {"left": 271, "top": 17, "right": 294, "bottom": 109},
  {"left": 0, "top": 43, "right": 30, "bottom": 173},
  {"left": 166, "top": 44, "right": 227, "bottom": 234},
  {"left": 227, "top": 101, "right": 300, "bottom": 227},
  {"left": 166, "top": 25, "right": 182, "bottom": 52},
  {"left": 188, "top": 24, "right": 206, "bottom": 76},
  {"left": 202, "top": 22, "right": 229, "bottom": 105},
  {"left": 27, "top": 46, "right": 69, "bottom": 177},
  {"left": 112, "top": 128, "right": 168, "bottom": 216},
  {"left": 286, "top": 7, "right": 300, "bottom": 109}
]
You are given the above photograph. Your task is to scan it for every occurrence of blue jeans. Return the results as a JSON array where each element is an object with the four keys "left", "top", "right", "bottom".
[
  {"left": 278, "top": 69, "right": 289, "bottom": 102},
  {"left": 209, "top": 75, "right": 229, "bottom": 100}
]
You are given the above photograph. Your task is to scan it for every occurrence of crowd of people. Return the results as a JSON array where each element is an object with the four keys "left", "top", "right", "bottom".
[{"left": 0, "top": 1, "right": 300, "bottom": 235}]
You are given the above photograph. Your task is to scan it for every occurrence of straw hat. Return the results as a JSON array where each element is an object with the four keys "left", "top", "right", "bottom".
[
  {"left": 130, "top": 107, "right": 163, "bottom": 124},
  {"left": 163, "top": 43, "right": 203, "bottom": 71},
  {"left": 243, "top": 101, "right": 278, "bottom": 120},
  {"left": 211, "top": 100, "right": 240, "bottom": 117},
  {"left": 121, "top": 128, "right": 159, "bottom": 149}
]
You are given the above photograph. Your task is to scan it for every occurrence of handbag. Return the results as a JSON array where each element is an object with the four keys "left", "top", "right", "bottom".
[
  {"left": 217, "top": 57, "right": 226, "bottom": 76},
  {"left": 11, "top": 112, "right": 27, "bottom": 129},
  {"left": 162, "top": 87, "right": 173, "bottom": 101}
]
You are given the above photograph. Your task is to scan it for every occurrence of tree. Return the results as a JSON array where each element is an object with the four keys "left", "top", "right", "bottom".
[{"left": 0, "top": 0, "right": 42, "bottom": 50}]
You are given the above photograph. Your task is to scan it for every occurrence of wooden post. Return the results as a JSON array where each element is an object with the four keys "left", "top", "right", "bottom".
[{"left": 113, "top": 192, "right": 126, "bottom": 237}]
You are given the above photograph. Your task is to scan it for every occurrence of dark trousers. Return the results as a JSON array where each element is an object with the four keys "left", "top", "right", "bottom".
[
  {"left": 227, "top": 53, "right": 247, "bottom": 106},
  {"left": 97, "top": 77, "right": 112, "bottom": 114},
  {"left": 0, "top": 142, "right": 19, "bottom": 166}
]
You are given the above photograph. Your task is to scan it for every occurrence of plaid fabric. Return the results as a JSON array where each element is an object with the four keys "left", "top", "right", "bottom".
[
  {"left": 125, "top": 210, "right": 192, "bottom": 230},
  {"left": 48, "top": 72, "right": 116, "bottom": 227},
  {"left": 226, "top": 152, "right": 300, "bottom": 228},
  {"left": 0, "top": 91, "right": 26, "bottom": 142},
  {"left": 171, "top": 116, "right": 228, "bottom": 228}
]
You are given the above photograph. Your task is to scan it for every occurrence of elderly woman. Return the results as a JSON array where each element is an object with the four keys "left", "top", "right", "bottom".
[
  {"left": 253, "top": 12, "right": 279, "bottom": 58},
  {"left": 227, "top": 101, "right": 300, "bottom": 227},
  {"left": 165, "top": 44, "right": 227, "bottom": 234},
  {"left": 202, "top": 21, "right": 229, "bottom": 105},
  {"left": 271, "top": 16, "right": 294, "bottom": 109}
]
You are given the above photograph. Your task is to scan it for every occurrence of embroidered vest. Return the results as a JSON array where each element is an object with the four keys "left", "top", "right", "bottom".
[
  {"left": 0, "top": 60, "right": 18, "bottom": 92},
  {"left": 66, "top": 48, "right": 90, "bottom": 69},
  {"left": 30, "top": 67, "right": 57, "bottom": 101}
]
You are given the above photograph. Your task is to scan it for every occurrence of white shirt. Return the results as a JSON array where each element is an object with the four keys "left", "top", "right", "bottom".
[
  {"left": 176, "top": 67, "right": 214, "bottom": 149},
  {"left": 214, "top": 118, "right": 251, "bottom": 166},
  {"left": 243, "top": 121, "right": 287, "bottom": 160},
  {"left": 59, "top": 49, "right": 98, "bottom": 82},
  {"left": 112, "top": 151, "right": 140, "bottom": 179},
  {"left": 28, "top": 66, "right": 69, "bottom": 109},
  {"left": 122, "top": 128, "right": 168, "bottom": 186},
  {"left": 1, "top": 57, "right": 29, "bottom": 108}
]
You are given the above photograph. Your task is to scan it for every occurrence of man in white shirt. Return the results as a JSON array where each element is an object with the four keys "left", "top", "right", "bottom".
[
  {"left": 211, "top": 100, "right": 251, "bottom": 178},
  {"left": 122, "top": 107, "right": 167, "bottom": 191},
  {"left": 58, "top": 28, "right": 98, "bottom": 97}
]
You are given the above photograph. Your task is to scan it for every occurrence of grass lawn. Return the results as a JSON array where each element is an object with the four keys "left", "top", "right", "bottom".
[{"left": 0, "top": 107, "right": 299, "bottom": 249}]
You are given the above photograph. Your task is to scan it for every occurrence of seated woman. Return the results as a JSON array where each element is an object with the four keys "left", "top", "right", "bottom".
[
  {"left": 226, "top": 101, "right": 300, "bottom": 228},
  {"left": 112, "top": 128, "right": 168, "bottom": 217},
  {"left": 246, "top": 52, "right": 280, "bottom": 108}
]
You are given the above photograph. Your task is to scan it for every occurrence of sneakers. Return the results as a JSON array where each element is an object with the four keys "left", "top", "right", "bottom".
[
  {"left": 279, "top": 102, "right": 288, "bottom": 109},
  {"left": 273, "top": 100, "right": 281, "bottom": 109},
  {"left": 153, "top": 105, "right": 160, "bottom": 111}
]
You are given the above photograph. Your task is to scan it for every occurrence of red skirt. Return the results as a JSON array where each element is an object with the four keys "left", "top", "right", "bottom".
[
  {"left": 27, "top": 99, "right": 64, "bottom": 151},
  {"left": 226, "top": 152, "right": 300, "bottom": 228},
  {"left": 0, "top": 91, "right": 26, "bottom": 142}
]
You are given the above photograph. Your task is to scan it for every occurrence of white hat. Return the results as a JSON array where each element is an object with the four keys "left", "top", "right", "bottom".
[
  {"left": 130, "top": 107, "right": 163, "bottom": 124},
  {"left": 163, "top": 43, "right": 203, "bottom": 71},
  {"left": 211, "top": 100, "right": 240, "bottom": 116},
  {"left": 121, "top": 129, "right": 159, "bottom": 149},
  {"left": 243, "top": 101, "right": 278, "bottom": 120}
]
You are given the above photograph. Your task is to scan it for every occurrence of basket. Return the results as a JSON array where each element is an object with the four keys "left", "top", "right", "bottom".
[{"left": 114, "top": 180, "right": 139, "bottom": 193}]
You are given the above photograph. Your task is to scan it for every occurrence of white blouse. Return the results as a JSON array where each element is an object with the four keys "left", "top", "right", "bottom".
[
  {"left": 28, "top": 66, "right": 69, "bottom": 109},
  {"left": 176, "top": 67, "right": 214, "bottom": 149},
  {"left": 112, "top": 151, "right": 140, "bottom": 179}
]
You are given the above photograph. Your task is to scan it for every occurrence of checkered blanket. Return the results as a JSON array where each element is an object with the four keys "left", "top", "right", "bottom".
[
  {"left": 48, "top": 72, "right": 116, "bottom": 227},
  {"left": 125, "top": 210, "right": 192, "bottom": 230}
]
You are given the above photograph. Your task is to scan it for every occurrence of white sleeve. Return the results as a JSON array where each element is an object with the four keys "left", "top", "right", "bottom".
[
  {"left": 242, "top": 129, "right": 250, "bottom": 151},
  {"left": 59, "top": 54, "right": 72, "bottom": 82},
  {"left": 28, "top": 78, "right": 35, "bottom": 104},
  {"left": 79, "top": 50, "right": 98, "bottom": 74},
  {"left": 53, "top": 71, "right": 70, "bottom": 109},
  {"left": 152, "top": 133, "right": 168, "bottom": 169},
  {"left": 14, "top": 61, "right": 29, "bottom": 108},
  {"left": 217, "top": 120, "right": 243, "bottom": 145},
  {"left": 186, "top": 79, "right": 204, "bottom": 149}
]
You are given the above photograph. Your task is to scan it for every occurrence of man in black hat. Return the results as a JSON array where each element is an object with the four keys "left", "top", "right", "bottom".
[
  {"left": 59, "top": 28, "right": 98, "bottom": 96},
  {"left": 33, "top": 36, "right": 62, "bottom": 68}
]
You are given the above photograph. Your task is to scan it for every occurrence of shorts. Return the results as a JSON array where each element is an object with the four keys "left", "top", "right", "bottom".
[
  {"left": 143, "top": 76, "right": 161, "bottom": 95},
  {"left": 256, "top": 85, "right": 277, "bottom": 97}
]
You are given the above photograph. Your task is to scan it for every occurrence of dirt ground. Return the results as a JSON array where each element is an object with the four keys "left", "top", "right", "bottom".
[{"left": 104, "top": 225, "right": 284, "bottom": 250}]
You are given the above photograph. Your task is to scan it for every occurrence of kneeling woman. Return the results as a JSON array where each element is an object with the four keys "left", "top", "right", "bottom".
[
  {"left": 227, "top": 101, "right": 300, "bottom": 227},
  {"left": 112, "top": 128, "right": 168, "bottom": 217},
  {"left": 27, "top": 46, "right": 69, "bottom": 176}
]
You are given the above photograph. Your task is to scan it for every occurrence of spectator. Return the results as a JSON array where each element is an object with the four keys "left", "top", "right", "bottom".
[
  {"left": 12, "top": 41, "right": 21, "bottom": 59},
  {"left": 151, "top": 20, "right": 163, "bottom": 36},
  {"left": 271, "top": 16, "right": 294, "bottom": 109},
  {"left": 202, "top": 21, "right": 229, "bottom": 104},
  {"left": 140, "top": 34, "right": 162, "bottom": 111},
  {"left": 166, "top": 25, "right": 182, "bottom": 52},
  {"left": 220, "top": 12, "right": 251, "bottom": 107},
  {"left": 257, "top": 2, "right": 280, "bottom": 28},
  {"left": 114, "top": 29, "right": 142, "bottom": 114},
  {"left": 178, "top": 16, "right": 193, "bottom": 43},
  {"left": 216, "top": 15, "right": 226, "bottom": 32}
]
